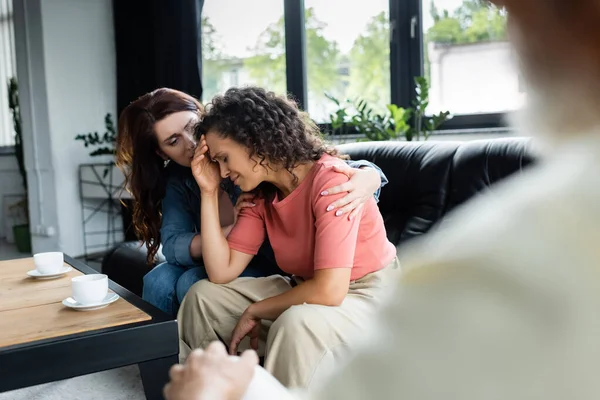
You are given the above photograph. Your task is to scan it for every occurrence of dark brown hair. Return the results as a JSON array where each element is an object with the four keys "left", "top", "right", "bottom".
[
  {"left": 116, "top": 88, "right": 203, "bottom": 264},
  {"left": 196, "top": 86, "right": 344, "bottom": 198}
]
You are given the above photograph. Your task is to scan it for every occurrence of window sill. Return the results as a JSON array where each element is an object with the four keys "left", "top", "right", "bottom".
[
  {"left": 430, "top": 127, "right": 516, "bottom": 136},
  {"left": 0, "top": 146, "right": 15, "bottom": 156},
  {"left": 324, "top": 127, "right": 517, "bottom": 142}
]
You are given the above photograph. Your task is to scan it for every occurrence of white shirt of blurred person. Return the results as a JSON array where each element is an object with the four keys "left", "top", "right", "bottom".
[{"left": 163, "top": 0, "right": 600, "bottom": 399}]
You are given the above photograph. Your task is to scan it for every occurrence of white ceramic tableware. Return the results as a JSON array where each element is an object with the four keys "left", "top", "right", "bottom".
[
  {"left": 27, "top": 265, "right": 72, "bottom": 279},
  {"left": 33, "top": 252, "right": 64, "bottom": 274},
  {"left": 71, "top": 274, "right": 109, "bottom": 305},
  {"left": 62, "top": 292, "right": 119, "bottom": 311}
]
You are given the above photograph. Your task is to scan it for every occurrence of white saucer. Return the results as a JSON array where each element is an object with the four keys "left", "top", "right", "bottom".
[
  {"left": 27, "top": 266, "right": 72, "bottom": 279},
  {"left": 62, "top": 292, "right": 120, "bottom": 311}
]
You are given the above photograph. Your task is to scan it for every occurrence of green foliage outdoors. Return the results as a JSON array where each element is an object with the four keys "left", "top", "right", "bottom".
[
  {"left": 200, "top": 0, "right": 504, "bottom": 139},
  {"left": 327, "top": 77, "right": 450, "bottom": 142}
]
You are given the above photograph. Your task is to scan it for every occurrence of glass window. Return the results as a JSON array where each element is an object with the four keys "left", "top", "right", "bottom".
[
  {"left": 0, "top": 0, "right": 17, "bottom": 147},
  {"left": 422, "top": 0, "right": 525, "bottom": 115},
  {"left": 303, "top": 0, "right": 390, "bottom": 122},
  {"left": 201, "top": 0, "right": 286, "bottom": 101}
]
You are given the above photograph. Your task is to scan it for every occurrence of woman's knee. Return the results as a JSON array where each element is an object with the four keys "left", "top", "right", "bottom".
[
  {"left": 269, "top": 304, "right": 325, "bottom": 342},
  {"left": 176, "top": 267, "right": 209, "bottom": 303},
  {"left": 179, "top": 278, "right": 221, "bottom": 308},
  {"left": 178, "top": 279, "right": 227, "bottom": 323},
  {"left": 142, "top": 263, "right": 187, "bottom": 315},
  {"left": 142, "top": 263, "right": 185, "bottom": 298}
]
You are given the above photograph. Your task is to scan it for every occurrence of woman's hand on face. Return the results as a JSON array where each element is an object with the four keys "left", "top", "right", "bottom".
[
  {"left": 229, "top": 307, "right": 261, "bottom": 356},
  {"left": 233, "top": 193, "right": 256, "bottom": 225},
  {"left": 321, "top": 164, "right": 381, "bottom": 221},
  {"left": 163, "top": 341, "right": 258, "bottom": 400},
  {"left": 191, "top": 135, "right": 221, "bottom": 195}
]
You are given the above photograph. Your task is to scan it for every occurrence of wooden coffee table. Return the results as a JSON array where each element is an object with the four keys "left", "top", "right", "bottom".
[{"left": 0, "top": 255, "right": 178, "bottom": 400}]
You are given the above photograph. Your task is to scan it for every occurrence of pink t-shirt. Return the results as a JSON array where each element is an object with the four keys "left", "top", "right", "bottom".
[{"left": 227, "top": 154, "right": 397, "bottom": 281}]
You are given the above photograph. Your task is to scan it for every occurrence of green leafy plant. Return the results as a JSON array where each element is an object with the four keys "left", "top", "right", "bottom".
[
  {"left": 408, "top": 76, "right": 451, "bottom": 141},
  {"left": 8, "top": 77, "right": 31, "bottom": 253},
  {"left": 74, "top": 113, "right": 116, "bottom": 157},
  {"left": 324, "top": 93, "right": 354, "bottom": 136},
  {"left": 8, "top": 78, "right": 26, "bottom": 194},
  {"left": 326, "top": 76, "right": 450, "bottom": 141},
  {"left": 387, "top": 104, "right": 412, "bottom": 140},
  {"left": 325, "top": 94, "right": 411, "bottom": 141}
]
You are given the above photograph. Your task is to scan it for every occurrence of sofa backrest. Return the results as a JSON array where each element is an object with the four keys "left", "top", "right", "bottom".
[{"left": 337, "top": 137, "right": 535, "bottom": 246}]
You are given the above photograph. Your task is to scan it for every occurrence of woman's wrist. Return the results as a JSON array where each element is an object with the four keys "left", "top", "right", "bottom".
[
  {"left": 364, "top": 167, "right": 381, "bottom": 193},
  {"left": 246, "top": 302, "right": 261, "bottom": 319},
  {"left": 200, "top": 189, "right": 220, "bottom": 198}
]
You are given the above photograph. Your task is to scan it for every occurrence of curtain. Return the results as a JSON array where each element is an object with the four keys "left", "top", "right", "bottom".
[
  {"left": 113, "top": 0, "right": 204, "bottom": 115},
  {"left": 113, "top": 0, "right": 204, "bottom": 241}
]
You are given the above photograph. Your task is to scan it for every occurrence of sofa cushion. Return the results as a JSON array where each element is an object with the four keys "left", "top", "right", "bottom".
[
  {"left": 446, "top": 137, "right": 534, "bottom": 212},
  {"left": 338, "top": 138, "right": 534, "bottom": 246}
]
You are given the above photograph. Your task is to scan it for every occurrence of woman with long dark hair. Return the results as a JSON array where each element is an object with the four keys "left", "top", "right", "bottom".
[{"left": 116, "top": 88, "right": 388, "bottom": 316}]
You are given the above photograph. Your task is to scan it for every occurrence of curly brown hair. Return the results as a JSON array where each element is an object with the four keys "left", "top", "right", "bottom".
[
  {"left": 116, "top": 88, "right": 203, "bottom": 264},
  {"left": 196, "top": 86, "right": 345, "bottom": 197}
]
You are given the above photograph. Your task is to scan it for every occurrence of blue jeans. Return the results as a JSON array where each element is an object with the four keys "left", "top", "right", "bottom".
[{"left": 142, "top": 261, "right": 280, "bottom": 317}]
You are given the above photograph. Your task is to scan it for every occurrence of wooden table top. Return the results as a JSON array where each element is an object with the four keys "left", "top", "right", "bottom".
[{"left": 0, "top": 257, "right": 151, "bottom": 348}]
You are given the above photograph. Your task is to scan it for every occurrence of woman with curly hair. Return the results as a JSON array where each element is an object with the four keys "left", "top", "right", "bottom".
[
  {"left": 178, "top": 86, "right": 399, "bottom": 389},
  {"left": 115, "top": 88, "right": 388, "bottom": 316}
]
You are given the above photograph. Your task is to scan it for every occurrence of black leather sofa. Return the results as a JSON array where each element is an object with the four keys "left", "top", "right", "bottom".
[{"left": 102, "top": 138, "right": 535, "bottom": 296}]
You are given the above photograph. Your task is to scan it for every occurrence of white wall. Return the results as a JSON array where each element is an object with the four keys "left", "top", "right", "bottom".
[
  {"left": 13, "top": 0, "right": 118, "bottom": 256},
  {"left": 41, "top": 0, "right": 117, "bottom": 256}
]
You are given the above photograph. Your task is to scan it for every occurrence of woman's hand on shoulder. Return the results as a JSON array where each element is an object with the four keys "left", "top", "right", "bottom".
[
  {"left": 320, "top": 163, "right": 380, "bottom": 220},
  {"left": 191, "top": 135, "right": 222, "bottom": 195},
  {"left": 233, "top": 193, "right": 257, "bottom": 225}
]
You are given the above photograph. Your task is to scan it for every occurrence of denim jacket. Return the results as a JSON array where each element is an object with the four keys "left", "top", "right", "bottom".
[{"left": 160, "top": 160, "right": 389, "bottom": 267}]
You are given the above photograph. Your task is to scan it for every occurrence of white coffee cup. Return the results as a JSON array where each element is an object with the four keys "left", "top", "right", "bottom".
[
  {"left": 33, "top": 252, "right": 64, "bottom": 274},
  {"left": 71, "top": 274, "right": 109, "bottom": 305}
]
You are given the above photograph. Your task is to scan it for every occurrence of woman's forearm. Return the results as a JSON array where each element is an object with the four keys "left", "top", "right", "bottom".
[
  {"left": 249, "top": 279, "right": 343, "bottom": 321},
  {"left": 200, "top": 192, "right": 233, "bottom": 280},
  {"left": 188, "top": 223, "right": 234, "bottom": 260},
  {"left": 361, "top": 166, "right": 382, "bottom": 195}
]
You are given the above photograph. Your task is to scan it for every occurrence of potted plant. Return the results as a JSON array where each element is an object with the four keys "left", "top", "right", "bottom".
[
  {"left": 75, "top": 113, "right": 128, "bottom": 199},
  {"left": 7, "top": 77, "right": 31, "bottom": 253},
  {"left": 75, "top": 112, "right": 117, "bottom": 178},
  {"left": 75, "top": 113, "right": 116, "bottom": 158},
  {"left": 326, "top": 76, "right": 451, "bottom": 142},
  {"left": 408, "top": 77, "right": 451, "bottom": 141}
]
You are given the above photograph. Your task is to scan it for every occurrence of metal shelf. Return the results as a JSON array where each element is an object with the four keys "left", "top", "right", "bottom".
[{"left": 78, "top": 163, "right": 127, "bottom": 262}]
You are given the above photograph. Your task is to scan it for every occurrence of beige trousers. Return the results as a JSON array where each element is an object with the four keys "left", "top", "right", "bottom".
[{"left": 177, "top": 257, "right": 400, "bottom": 389}]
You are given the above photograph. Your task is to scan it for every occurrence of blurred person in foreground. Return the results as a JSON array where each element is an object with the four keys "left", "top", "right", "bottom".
[{"left": 163, "top": 0, "right": 600, "bottom": 398}]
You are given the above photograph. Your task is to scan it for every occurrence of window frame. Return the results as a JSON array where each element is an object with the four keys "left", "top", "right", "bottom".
[
  {"left": 0, "top": 146, "right": 15, "bottom": 155},
  {"left": 409, "top": 0, "right": 511, "bottom": 130},
  {"left": 283, "top": 0, "right": 308, "bottom": 110},
  {"left": 1, "top": 1, "right": 17, "bottom": 150},
  {"left": 201, "top": 0, "right": 511, "bottom": 132}
]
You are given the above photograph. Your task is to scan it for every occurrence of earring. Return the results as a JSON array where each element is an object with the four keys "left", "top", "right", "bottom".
[{"left": 163, "top": 159, "right": 170, "bottom": 168}]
